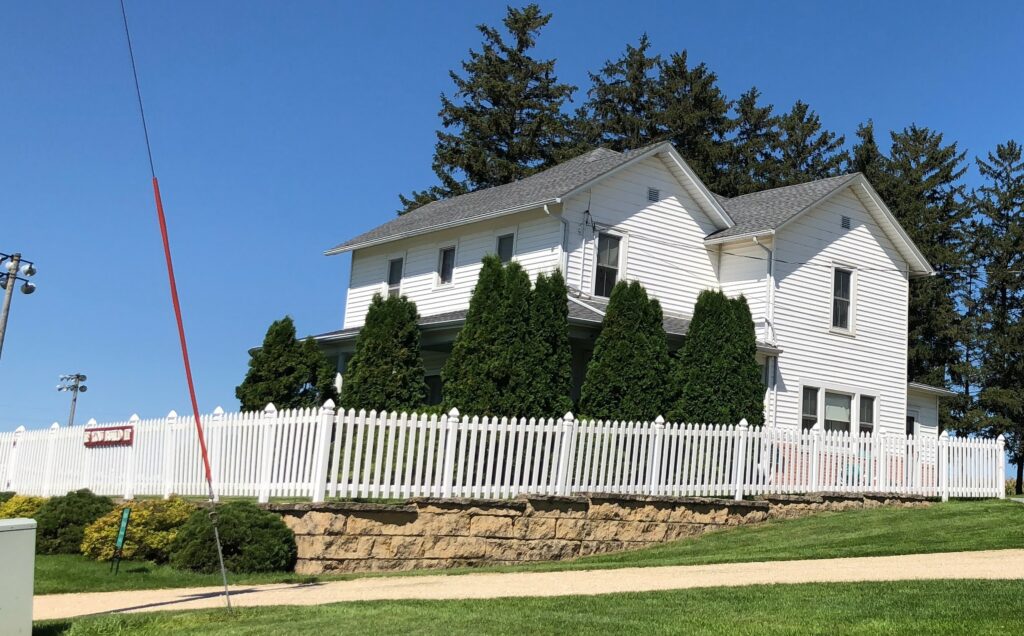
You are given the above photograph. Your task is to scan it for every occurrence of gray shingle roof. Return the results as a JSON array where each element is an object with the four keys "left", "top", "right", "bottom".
[
  {"left": 707, "top": 173, "right": 861, "bottom": 241},
  {"left": 326, "top": 144, "right": 666, "bottom": 254}
]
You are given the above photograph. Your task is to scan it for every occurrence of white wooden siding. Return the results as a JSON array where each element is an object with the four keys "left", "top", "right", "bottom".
[
  {"left": 561, "top": 156, "right": 720, "bottom": 315},
  {"left": 718, "top": 240, "right": 770, "bottom": 327},
  {"left": 343, "top": 210, "right": 563, "bottom": 328},
  {"left": 907, "top": 390, "right": 940, "bottom": 436},
  {"left": 771, "top": 188, "right": 910, "bottom": 434}
]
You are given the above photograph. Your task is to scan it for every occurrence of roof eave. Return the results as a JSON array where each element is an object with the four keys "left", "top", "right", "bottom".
[
  {"left": 704, "top": 229, "right": 776, "bottom": 245},
  {"left": 324, "top": 198, "right": 562, "bottom": 255},
  {"left": 907, "top": 382, "right": 956, "bottom": 397}
]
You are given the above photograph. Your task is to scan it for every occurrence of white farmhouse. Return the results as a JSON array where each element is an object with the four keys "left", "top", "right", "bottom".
[{"left": 318, "top": 142, "right": 953, "bottom": 435}]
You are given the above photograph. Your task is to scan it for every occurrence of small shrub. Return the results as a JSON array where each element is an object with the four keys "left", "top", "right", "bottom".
[
  {"left": 170, "top": 501, "right": 296, "bottom": 574},
  {"left": 34, "top": 489, "right": 114, "bottom": 554},
  {"left": 81, "top": 498, "right": 198, "bottom": 562},
  {"left": 0, "top": 491, "right": 15, "bottom": 504},
  {"left": 1007, "top": 479, "right": 1019, "bottom": 497},
  {"left": 0, "top": 495, "right": 46, "bottom": 519}
]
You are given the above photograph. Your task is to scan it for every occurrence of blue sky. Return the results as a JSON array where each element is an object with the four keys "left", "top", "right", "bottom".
[{"left": 1, "top": 1, "right": 1022, "bottom": 432}]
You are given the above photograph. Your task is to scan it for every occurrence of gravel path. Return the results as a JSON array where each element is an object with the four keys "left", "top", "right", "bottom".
[{"left": 35, "top": 549, "right": 1024, "bottom": 621}]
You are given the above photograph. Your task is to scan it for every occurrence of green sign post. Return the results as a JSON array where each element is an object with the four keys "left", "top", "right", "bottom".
[{"left": 110, "top": 507, "right": 131, "bottom": 575}]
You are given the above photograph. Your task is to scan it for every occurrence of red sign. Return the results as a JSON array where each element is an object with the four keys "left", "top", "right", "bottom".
[{"left": 84, "top": 426, "right": 134, "bottom": 448}]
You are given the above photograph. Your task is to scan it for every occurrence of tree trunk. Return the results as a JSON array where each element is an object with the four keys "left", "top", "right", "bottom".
[{"left": 1016, "top": 461, "right": 1023, "bottom": 495}]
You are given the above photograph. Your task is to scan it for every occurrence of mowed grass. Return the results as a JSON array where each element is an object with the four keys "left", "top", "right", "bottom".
[
  {"left": 35, "top": 499, "right": 1023, "bottom": 594},
  {"left": 34, "top": 579, "right": 1024, "bottom": 635}
]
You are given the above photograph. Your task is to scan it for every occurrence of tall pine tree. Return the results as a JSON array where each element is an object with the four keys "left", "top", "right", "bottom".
[
  {"left": 400, "top": 4, "right": 576, "bottom": 213},
  {"left": 340, "top": 295, "right": 428, "bottom": 413},
  {"left": 972, "top": 140, "right": 1024, "bottom": 490},
  {"left": 766, "top": 101, "right": 847, "bottom": 187},
  {"left": 579, "top": 281, "right": 671, "bottom": 421},
  {"left": 718, "top": 87, "right": 778, "bottom": 197},
  {"left": 577, "top": 34, "right": 661, "bottom": 152}
]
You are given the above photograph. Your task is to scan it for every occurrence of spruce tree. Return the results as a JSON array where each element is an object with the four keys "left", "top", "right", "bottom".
[
  {"left": 579, "top": 280, "right": 671, "bottom": 421},
  {"left": 669, "top": 290, "right": 763, "bottom": 425},
  {"left": 766, "top": 101, "right": 847, "bottom": 187},
  {"left": 340, "top": 294, "right": 428, "bottom": 413},
  {"left": 656, "top": 51, "right": 733, "bottom": 190},
  {"left": 579, "top": 34, "right": 661, "bottom": 152},
  {"left": 528, "top": 269, "right": 573, "bottom": 415},
  {"left": 972, "top": 140, "right": 1024, "bottom": 491},
  {"left": 400, "top": 4, "right": 576, "bottom": 212},
  {"left": 236, "top": 317, "right": 339, "bottom": 412},
  {"left": 718, "top": 87, "right": 778, "bottom": 197}
]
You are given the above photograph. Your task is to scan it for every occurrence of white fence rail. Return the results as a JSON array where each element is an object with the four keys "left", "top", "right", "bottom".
[{"left": 1, "top": 403, "right": 1006, "bottom": 502}]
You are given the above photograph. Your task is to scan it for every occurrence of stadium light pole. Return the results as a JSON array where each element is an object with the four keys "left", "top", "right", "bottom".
[
  {"left": 0, "top": 252, "right": 38, "bottom": 361},
  {"left": 57, "top": 374, "right": 88, "bottom": 428}
]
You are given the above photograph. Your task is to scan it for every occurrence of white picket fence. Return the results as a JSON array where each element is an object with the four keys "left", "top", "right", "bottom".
[{"left": 0, "top": 402, "right": 1006, "bottom": 503}]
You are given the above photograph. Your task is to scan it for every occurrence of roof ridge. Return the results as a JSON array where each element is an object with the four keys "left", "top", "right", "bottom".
[{"left": 728, "top": 172, "right": 859, "bottom": 201}]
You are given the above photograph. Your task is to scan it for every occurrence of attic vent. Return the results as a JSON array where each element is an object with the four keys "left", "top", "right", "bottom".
[
  {"left": 841, "top": 215, "right": 851, "bottom": 230},
  {"left": 647, "top": 187, "right": 660, "bottom": 202}
]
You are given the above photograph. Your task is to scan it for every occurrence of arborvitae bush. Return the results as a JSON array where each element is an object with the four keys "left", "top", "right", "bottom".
[
  {"left": 341, "top": 294, "right": 428, "bottom": 412},
  {"left": 528, "top": 269, "right": 573, "bottom": 415},
  {"left": 34, "top": 489, "right": 114, "bottom": 554},
  {"left": 81, "top": 498, "right": 198, "bottom": 562},
  {"left": 0, "top": 494, "right": 46, "bottom": 519},
  {"left": 169, "top": 501, "right": 297, "bottom": 574},
  {"left": 579, "top": 280, "right": 671, "bottom": 421},
  {"left": 670, "top": 289, "right": 764, "bottom": 425},
  {"left": 236, "top": 316, "right": 339, "bottom": 412}
]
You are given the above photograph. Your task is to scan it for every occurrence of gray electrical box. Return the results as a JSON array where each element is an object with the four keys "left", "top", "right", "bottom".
[{"left": 0, "top": 518, "right": 36, "bottom": 636}]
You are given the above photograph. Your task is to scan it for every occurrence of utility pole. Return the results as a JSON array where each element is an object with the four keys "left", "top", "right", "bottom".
[
  {"left": 0, "top": 252, "right": 38, "bottom": 361},
  {"left": 57, "top": 374, "right": 88, "bottom": 427}
]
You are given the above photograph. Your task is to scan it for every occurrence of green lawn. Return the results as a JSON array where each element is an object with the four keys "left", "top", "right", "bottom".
[
  {"left": 35, "top": 499, "right": 1023, "bottom": 595},
  {"left": 34, "top": 579, "right": 1024, "bottom": 635}
]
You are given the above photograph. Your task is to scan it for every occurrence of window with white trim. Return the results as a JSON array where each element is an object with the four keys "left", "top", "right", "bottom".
[
  {"left": 824, "top": 392, "right": 852, "bottom": 433},
  {"left": 386, "top": 258, "right": 403, "bottom": 298},
  {"left": 438, "top": 246, "right": 456, "bottom": 285},
  {"left": 801, "top": 387, "right": 819, "bottom": 431},
  {"left": 859, "top": 395, "right": 875, "bottom": 435},
  {"left": 496, "top": 233, "right": 514, "bottom": 263},
  {"left": 594, "top": 232, "right": 620, "bottom": 297},
  {"left": 832, "top": 268, "right": 853, "bottom": 330}
]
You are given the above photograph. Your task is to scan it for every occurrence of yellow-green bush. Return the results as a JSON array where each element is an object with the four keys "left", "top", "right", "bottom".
[
  {"left": 0, "top": 495, "right": 46, "bottom": 519},
  {"left": 81, "top": 498, "right": 197, "bottom": 562}
]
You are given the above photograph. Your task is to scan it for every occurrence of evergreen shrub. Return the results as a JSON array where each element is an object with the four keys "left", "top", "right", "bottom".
[
  {"left": 169, "top": 501, "right": 296, "bottom": 574},
  {"left": 34, "top": 489, "right": 114, "bottom": 554},
  {"left": 81, "top": 498, "right": 198, "bottom": 562}
]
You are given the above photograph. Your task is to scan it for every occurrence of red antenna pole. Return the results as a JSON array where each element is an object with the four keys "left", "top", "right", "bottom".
[{"left": 119, "top": 0, "right": 230, "bottom": 609}]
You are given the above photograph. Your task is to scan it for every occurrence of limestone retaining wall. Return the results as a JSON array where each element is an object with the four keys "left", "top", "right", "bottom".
[{"left": 268, "top": 492, "right": 932, "bottom": 575}]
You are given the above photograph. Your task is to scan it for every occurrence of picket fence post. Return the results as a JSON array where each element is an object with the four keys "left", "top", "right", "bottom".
[
  {"left": 4, "top": 426, "right": 25, "bottom": 491},
  {"left": 310, "top": 399, "right": 336, "bottom": 503},
  {"left": 441, "top": 408, "right": 459, "bottom": 498},
  {"left": 123, "top": 414, "right": 140, "bottom": 500},
  {"left": 647, "top": 416, "right": 666, "bottom": 496},
  {"left": 555, "top": 412, "right": 576, "bottom": 496},
  {"left": 733, "top": 419, "right": 749, "bottom": 501},
  {"left": 42, "top": 422, "right": 59, "bottom": 497},
  {"left": 162, "top": 410, "right": 177, "bottom": 499},
  {"left": 810, "top": 428, "right": 822, "bottom": 492},
  {"left": 938, "top": 431, "right": 950, "bottom": 502},
  {"left": 257, "top": 403, "right": 278, "bottom": 504},
  {"left": 996, "top": 434, "right": 1006, "bottom": 499}
]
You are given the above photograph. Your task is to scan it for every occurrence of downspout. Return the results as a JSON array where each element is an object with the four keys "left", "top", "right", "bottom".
[{"left": 753, "top": 236, "right": 778, "bottom": 428}]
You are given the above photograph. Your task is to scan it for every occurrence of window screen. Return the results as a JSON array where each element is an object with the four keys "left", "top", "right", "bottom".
[
  {"left": 496, "top": 234, "right": 514, "bottom": 263},
  {"left": 438, "top": 247, "right": 456, "bottom": 284},
  {"left": 594, "top": 233, "right": 620, "bottom": 297},
  {"left": 387, "top": 258, "right": 403, "bottom": 298}
]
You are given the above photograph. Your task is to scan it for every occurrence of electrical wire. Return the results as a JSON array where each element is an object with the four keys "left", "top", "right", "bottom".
[{"left": 119, "top": 0, "right": 232, "bottom": 610}]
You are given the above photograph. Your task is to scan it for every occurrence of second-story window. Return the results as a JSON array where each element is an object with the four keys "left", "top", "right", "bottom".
[
  {"left": 496, "top": 233, "right": 514, "bottom": 263},
  {"left": 438, "top": 246, "right": 456, "bottom": 285},
  {"left": 832, "top": 268, "right": 853, "bottom": 331},
  {"left": 594, "top": 232, "right": 620, "bottom": 297},
  {"left": 387, "top": 258, "right": 403, "bottom": 298}
]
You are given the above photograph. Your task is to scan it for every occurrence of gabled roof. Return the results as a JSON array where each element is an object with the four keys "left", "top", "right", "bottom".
[
  {"left": 325, "top": 142, "right": 732, "bottom": 254},
  {"left": 705, "top": 173, "right": 934, "bottom": 276},
  {"left": 706, "top": 174, "right": 861, "bottom": 242}
]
